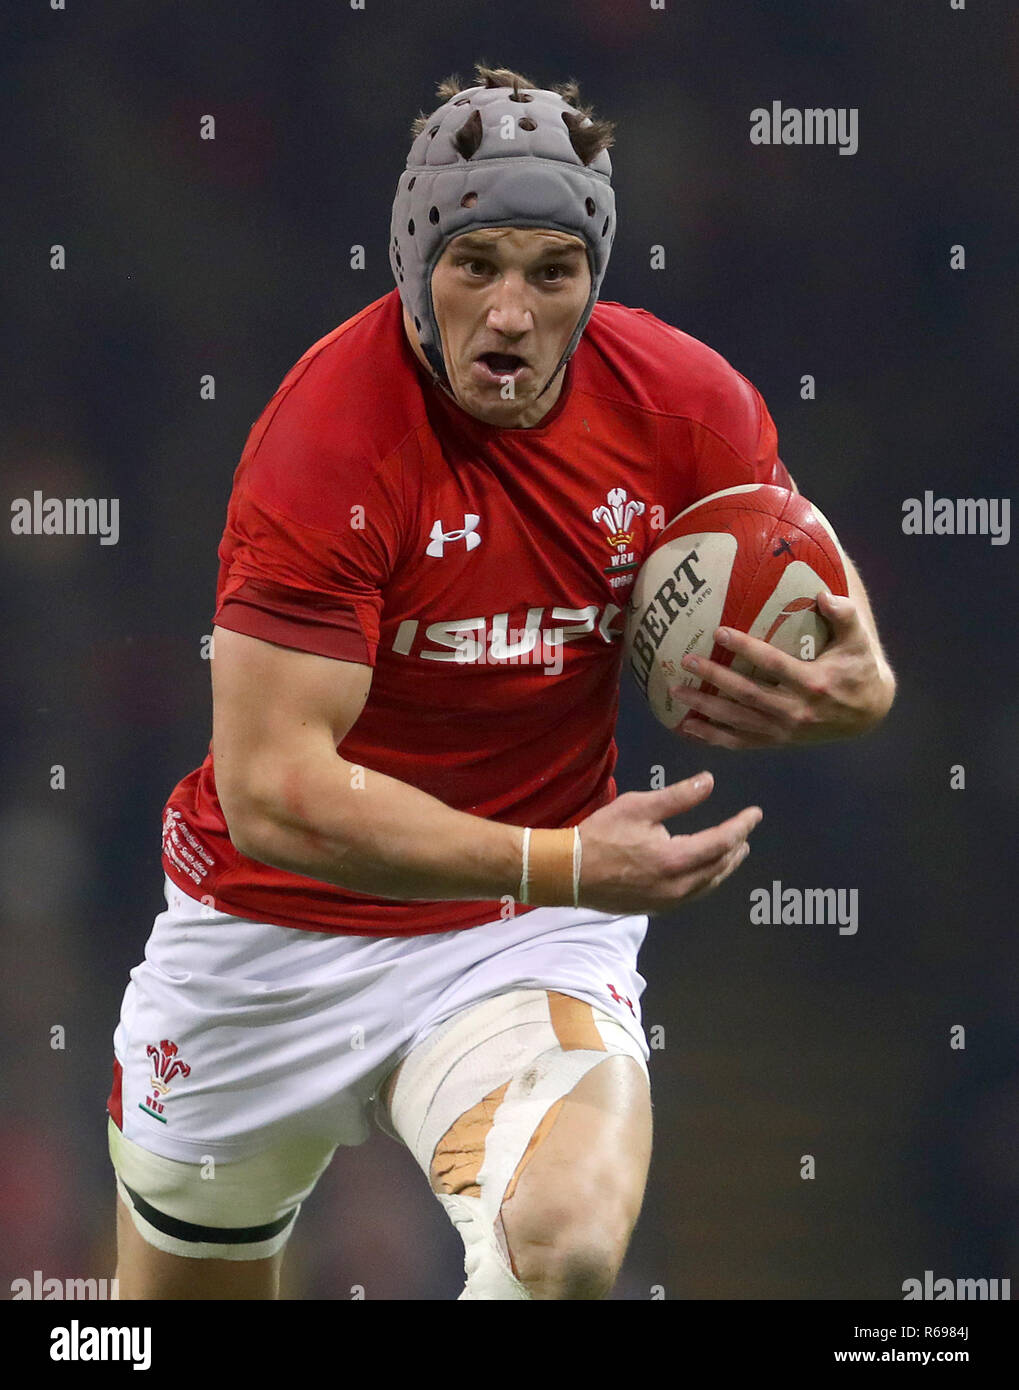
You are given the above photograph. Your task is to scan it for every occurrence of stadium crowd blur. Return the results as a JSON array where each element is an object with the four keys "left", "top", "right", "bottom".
[{"left": 2, "top": 0, "right": 1015, "bottom": 1298}]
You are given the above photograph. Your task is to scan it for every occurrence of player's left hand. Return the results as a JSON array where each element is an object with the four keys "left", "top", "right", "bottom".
[{"left": 669, "top": 591, "right": 896, "bottom": 749}]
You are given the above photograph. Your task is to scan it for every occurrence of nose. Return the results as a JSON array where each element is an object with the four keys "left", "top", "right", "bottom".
[{"left": 486, "top": 273, "right": 533, "bottom": 338}]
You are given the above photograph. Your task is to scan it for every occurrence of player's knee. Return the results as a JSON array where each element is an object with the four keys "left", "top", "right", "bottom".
[
  {"left": 501, "top": 1155, "right": 641, "bottom": 1299},
  {"left": 502, "top": 1179, "right": 635, "bottom": 1299},
  {"left": 387, "top": 991, "right": 651, "bottom": 1300},
  {"left": 507, "top": 1218, "right": 623, "bottom": 1300}
]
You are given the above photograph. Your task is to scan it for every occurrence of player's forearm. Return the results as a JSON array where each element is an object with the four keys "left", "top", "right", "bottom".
[{"left": 225, "top": 747, "right": 524, "bottom": 902}]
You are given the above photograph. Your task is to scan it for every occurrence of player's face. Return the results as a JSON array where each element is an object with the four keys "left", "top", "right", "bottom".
[{"left": 412, "top": 227, "right": 591, "bottom": 427}]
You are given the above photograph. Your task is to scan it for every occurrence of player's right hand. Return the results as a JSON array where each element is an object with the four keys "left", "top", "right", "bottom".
[{"left": 576, "top": 772, "right": 761, "bottom": 915}]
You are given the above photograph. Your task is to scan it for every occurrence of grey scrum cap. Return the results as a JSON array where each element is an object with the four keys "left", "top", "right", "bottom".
[{"left": 390, "top": 81, "right": 616, "bottom": 396}]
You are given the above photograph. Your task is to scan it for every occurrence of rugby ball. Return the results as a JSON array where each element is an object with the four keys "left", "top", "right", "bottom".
[{"left": 624, "top": 484, "right": 848, "bottom": 732}]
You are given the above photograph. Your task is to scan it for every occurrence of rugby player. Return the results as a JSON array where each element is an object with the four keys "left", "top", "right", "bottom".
[{"left": 107, "top": 65, "right": 895, "bottom": 1300}]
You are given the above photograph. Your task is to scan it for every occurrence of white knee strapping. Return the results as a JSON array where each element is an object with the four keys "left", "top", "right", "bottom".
[
  {"left": 437, "top": 1193, "right": 532, "bottom": 1300},
  {"left": 384, "top": 989, "right": 649, "bottom": 1299},
  {"left": 109, "top": 1119, "right": 333, "bottom": 1261}
]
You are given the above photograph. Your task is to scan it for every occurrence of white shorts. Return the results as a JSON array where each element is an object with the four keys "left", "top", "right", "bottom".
[{"left": 110, "top": 875, "right": 649, "bottom": 1166}]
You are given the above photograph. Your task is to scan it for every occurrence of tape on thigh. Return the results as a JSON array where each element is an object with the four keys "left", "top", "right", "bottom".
[
  {"left": 386, "top": 989, "right": 648, "bottom": 1294},
  {"left": 109, "top": 1119, "right": 335, "bottom": 1261}
]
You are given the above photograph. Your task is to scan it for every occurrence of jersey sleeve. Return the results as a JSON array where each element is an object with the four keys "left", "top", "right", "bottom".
[
  {"left": 687, "top": 369, "right": 794, "bottom": 500},
  {"left": 212, "top": 380, "right": 405, "bottom": 667}
]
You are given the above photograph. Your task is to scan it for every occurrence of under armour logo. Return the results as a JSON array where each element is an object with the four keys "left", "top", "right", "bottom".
[
  {"left": 426, "top": 514, "right": 482, "bottom": 558},
  {"left": 607, "top": 982, "right": 635, "bottom": 1016}
]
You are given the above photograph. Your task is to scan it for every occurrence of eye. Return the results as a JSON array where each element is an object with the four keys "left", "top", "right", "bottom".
[
  {"left": 458, "top": 257, "right": 492, "bottom": 276},
  {"left": 539, "top": 262, "right": 572, "bottom": 283}
]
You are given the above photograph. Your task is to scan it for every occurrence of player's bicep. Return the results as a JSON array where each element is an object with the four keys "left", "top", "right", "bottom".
[{"left": 211, "top": 624, "right": 372, "bottom": 836}]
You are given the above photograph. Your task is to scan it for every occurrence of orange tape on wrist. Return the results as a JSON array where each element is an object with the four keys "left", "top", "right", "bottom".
[{"left": 526, "top": 828, "right": 576, "bottom": 907}]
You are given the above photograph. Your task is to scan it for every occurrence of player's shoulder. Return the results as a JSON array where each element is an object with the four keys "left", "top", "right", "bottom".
[
  {"left": 583, "top": 300, "right": 765, "bottom": 445},
  {"left": 241, "top": 289, "right": 425, "bottom": 487}
]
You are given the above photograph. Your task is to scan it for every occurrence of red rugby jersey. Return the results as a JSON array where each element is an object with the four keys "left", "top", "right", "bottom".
[{"left": 161, "top": 288, "right": 792, "bottom": 935}]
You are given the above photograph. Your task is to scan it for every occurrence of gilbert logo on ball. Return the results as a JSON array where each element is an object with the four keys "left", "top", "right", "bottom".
[{"left": 623, "top": 485, "right": 848, "bottom": 732}]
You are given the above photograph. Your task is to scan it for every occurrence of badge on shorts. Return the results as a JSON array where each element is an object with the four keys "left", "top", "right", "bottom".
[{"left": 140, "top": 1039, "right": 191, "bottom": 1124}]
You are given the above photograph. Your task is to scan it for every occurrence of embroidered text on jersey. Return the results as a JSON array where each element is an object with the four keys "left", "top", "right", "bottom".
[{"left": 592, "top": 487, "right": 645, "bottom": 586}]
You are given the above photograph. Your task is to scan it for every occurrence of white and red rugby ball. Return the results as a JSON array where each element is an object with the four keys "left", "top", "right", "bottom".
[{"left": 624, "top": 484, "right": 849, "bottom": 732}]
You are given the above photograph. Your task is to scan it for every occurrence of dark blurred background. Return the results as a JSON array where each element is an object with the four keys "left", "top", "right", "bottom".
[{"left": 2, "top": 0, "right": 1016, "bottom": 1300}]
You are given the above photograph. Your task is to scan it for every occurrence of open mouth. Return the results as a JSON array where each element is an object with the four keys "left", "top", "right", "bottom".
[{"left": 475, "top": 352, "right": 529, "bottom": 379}]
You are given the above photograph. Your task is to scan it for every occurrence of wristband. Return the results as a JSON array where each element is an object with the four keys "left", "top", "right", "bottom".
[
  {"left": 571, "top": 824, "right": 583, "bottom": 907},
  {"left": 518, "top": 827, "right": 532, "bottom": 904}
]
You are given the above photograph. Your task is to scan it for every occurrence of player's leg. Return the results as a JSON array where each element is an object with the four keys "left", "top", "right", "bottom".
[
  {"left": 110, "top": 1119, "right": 335, "bottom": 1300},
  {"left": 498, "top": 1052, "right": 652, "bottom": 1299},
  {"left": 115, "top": 1192, "right": 283, "bottom": 1300},
  {"left": 381, "top": 988, "right": 652, "bottom": 1300},
  {"left": 107, "top": 878, "right": 368, "bottom": 1300}
]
